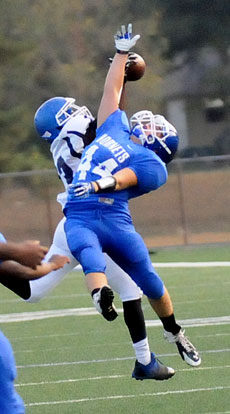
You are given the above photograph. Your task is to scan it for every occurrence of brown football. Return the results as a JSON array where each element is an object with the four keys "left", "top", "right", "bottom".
[{"left": 125, "top": 52, "right": 146, "bottom": 82}]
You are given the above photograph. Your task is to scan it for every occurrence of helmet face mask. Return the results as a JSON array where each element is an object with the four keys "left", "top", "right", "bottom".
[
  {"left": 56, "top": 98, "right": 93, "bottom": 127},
  {"left": 130, "top": 110, "right": 179, "bottom": 164},
  {"left": 34, "top": 97, "right": 94, "bottom": 142}
]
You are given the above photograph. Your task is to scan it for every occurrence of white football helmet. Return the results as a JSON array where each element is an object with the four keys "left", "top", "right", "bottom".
[{"left": 130, "top": 110, "right": 179, "bottom": 163}]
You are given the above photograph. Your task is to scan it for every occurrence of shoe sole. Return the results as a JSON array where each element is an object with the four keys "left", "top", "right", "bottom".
[
  {"left": 182, "top": 351, "right": 202, "bottom": 367},
  {"left": 164, "top": 330, "right": 201, "bottom": 367},
  {"left": 132, "top": 371, "right": 175, "bottom": 381},
  {"left": 176, "top": 342, "right": 201, "bottom": 367}
]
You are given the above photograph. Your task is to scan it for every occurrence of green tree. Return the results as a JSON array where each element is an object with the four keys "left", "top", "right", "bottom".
[
  {"left": 0, "top": 0, "right": 165, "bottom": 172},
  {"left": 155, "top": 0, "right": 230, "bottom": 58}
]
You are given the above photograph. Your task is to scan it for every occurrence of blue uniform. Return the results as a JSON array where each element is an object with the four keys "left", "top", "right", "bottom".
[
  {"left": 0, "top": 232, "right": 25, "bottom": 414},
  {"left": 64, "top": 110, "right": 167, "bottom": 299}
]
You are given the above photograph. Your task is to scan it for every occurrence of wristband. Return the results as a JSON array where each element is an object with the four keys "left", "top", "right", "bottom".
[
  {"left": 95, "top": 176, "right": 117, "bottom": 193},
  {"left": 116, "top": 49, "right": 129, "bottom": 55}
]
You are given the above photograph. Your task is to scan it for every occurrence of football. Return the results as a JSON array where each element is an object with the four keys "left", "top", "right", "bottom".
[{"left": 125, "top": 52, "right": 146, "bottom": 82}]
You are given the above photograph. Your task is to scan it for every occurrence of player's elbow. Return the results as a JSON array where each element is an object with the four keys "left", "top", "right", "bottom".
[
  {"left": 157, "top": 169, "right": 168, "bottom": 188},
  {"left": 151, "top": 167, "right": 168, "bottom": 190}
]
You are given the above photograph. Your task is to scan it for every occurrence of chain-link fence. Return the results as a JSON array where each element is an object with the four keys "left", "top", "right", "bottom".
[{"left": 0, "top": 155, "right": 229, "bottom": 248}]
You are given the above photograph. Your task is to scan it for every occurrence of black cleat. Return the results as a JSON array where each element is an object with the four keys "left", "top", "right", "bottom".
[
  {"left": 93, "top": 286, "right": 118, "bottom": 322},
  {"left": 132, "top": 353, "right": 175, "bottom": 381}
]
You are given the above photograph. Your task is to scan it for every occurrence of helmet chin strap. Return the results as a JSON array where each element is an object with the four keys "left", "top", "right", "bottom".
[
  {"left": 138, "top": 134, "right": 146, "bottom": 145},
  {"left": 156, "top": 137, "right": 172, "bottom": 154},
  {"left": 139, "top": 131, "right": 172, "bottom": 155}
]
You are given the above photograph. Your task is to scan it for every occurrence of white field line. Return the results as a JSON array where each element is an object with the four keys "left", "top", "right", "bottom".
[
  {"left": 13, "top": 343, "right": 230, "bottom": 357},
  {"left": 0, "top": 307, "right": 100, "bottom": 322},
  {"left": 0, "top": 293, "right": 89, "bottom": 304},
  {"left": 74, "top": 262, "right": 230, "bottom": 271},
  {"left": 197, "top": 333, "right": 230, "bottom": 338},
  {"left": 10, "top": 331, "right": 230, "bottom": 342},
  {"left": 16, "top": 364, "right": 230, "bottom": 388},
  {"left": 146, "top": 315, "right": 230, "bottom": 328},
  {"left": 24, "top": 385, "right": 230, "bottom": 407},
  {"left": 1, "top": 261, "right": 229, "bottom": 304},
  {"left": 1, "top": 287, "right": 230, "bottom": 305},
  {"left": 16, "top": 349, "right": 230, "bottom": 369},
  {"left": 1, "top": 306, "right": 230, "bottom": 327},
  {"left": 152, "top": 262, "right": 230, "bottom": 268}
]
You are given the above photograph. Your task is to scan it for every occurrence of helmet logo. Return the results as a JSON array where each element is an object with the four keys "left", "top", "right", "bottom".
[
  {"left": 42, "top": 131, "right": 52, "bottom": 139},
  {"left": 35, "top": 96, "right": 94, "bottom": 143}
]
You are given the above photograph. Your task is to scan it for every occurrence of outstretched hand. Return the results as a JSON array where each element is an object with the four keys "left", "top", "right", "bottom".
[
  {"left": 11, "top": 240, "right": 49, "bottom": 269},
  {"left": 48, "top": 254, "right": 70, "bottom": 270},
  {"left": 114, "top": 24, "right": 140, "bottom": 53}
]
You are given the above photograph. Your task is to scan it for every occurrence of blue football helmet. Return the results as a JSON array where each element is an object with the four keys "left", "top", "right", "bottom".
[
  {"left": 130, "top": 110, "right": 179, "bottom": 164},
  {"left": 34, "top": 97, "right": 94, "bottom": 142}
]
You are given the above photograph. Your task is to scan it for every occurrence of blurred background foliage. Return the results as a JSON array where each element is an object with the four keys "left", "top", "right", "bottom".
[{"left": 0, "top": 0, "right": 229, "bottom": 172}]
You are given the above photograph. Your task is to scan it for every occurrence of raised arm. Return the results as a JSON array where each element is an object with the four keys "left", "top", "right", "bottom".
[{"left": 97, "top": 24, "right": 140, "bottom": 127}]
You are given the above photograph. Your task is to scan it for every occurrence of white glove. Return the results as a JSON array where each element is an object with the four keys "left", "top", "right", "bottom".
[
  {"left": 114, "top": 24, "right": 140, "bottom": 54},
  {"left": 68, "top": 182, "right": 95, "bottom": 199}
]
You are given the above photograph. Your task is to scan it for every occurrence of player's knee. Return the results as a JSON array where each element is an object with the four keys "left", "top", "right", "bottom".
[
  {"left": 80, "top": 247, "right": 106, "bottom": 274},
  {"left": 119, "top": 290, "right": 142, "bottom": 302},
  {"left": 140, "top": 273, "right": 164, "bottom": 299}
]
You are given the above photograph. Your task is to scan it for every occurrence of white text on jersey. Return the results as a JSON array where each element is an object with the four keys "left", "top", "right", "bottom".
[{"left": 97, "top": 134, "right": 130, "bottom": 163}]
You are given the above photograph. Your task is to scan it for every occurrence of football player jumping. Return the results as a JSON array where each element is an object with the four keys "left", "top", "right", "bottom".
[
  {"left": 1, "top": 24, "right": 200, "bottom": 382},
  {"left": 63, "top": 23, "right": 201, "bottom": 380}
]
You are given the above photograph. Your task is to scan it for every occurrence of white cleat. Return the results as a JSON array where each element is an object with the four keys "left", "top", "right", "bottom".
[{"left": 164, "top": 329, "right": 201, "bottom": 367}]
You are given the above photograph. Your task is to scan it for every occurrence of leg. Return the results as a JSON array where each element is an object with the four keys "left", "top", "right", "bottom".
[
  {"left": 85, "top": 272, "right": 108, "bottom": 292},
  {"left": 105, "top": 254, "right": 152, "bottom": 364},
  {"left": 107, "top": 227, "right": 200, "bottom": 367},
  {"left": 104, "top": 253, "right": 142, "bottom": 301},
  {"left": 0, "top": 331, "right": 25, "bottom": 413},
  {"left": 0, "top": 275, "right": 30, "bottom": 300},
  {"left": 64, "top": 216, "right": 174, "bottom": 380},
  {"left": 123, "top": 298, "right": 151, "bottom": 365},
  {"left": 104, "top": 232, "right": 174, "bottom": 379},
  {"left": 65, "top": 219, "right": 118, "bottom": 321},
  {"left": 149, "top": 287, "right": 201, "bottom": 366},
  {"left": 148, "top": 287, "right": 174, "bottom": 318},
  {"left": 28, "top": 246, "right": 77, "bottom": 303},
  {"left": 85, "top": 271, "right": 118, "bottom": 322},
  {"left": 28, "top": 218, "right": 78, "bottom": 302}
]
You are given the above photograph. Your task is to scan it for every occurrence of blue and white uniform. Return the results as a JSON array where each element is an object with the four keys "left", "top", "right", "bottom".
[
  {"left": 28, "top": 116, "right": 142, "bottom": 303},
  {"left": 64, "top": 110, "right": 167, "bottom": 299},
  {"left": 0, "top": 233, "right": 25, "bottom": 414}
]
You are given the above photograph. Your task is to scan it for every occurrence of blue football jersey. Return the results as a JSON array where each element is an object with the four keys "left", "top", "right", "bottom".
[
  {"left": 63, "top": 111, "right": 167, "bottom": 299},
  {"left": 66, "top": 110, "right": 167, "bottom": 206}
]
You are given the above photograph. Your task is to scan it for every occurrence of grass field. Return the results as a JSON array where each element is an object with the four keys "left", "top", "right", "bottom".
[{"left": 0, "top": 245, "right": 229, "bottom": 413}]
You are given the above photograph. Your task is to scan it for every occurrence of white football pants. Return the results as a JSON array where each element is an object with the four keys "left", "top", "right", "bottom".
[{"left": 28, "top": 217, "right": 142, "bottom": 303}]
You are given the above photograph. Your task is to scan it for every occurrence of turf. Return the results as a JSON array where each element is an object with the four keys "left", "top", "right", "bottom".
[
  {"left": 0, "top": 245, "right": 229, "bottom": 414},
  {"left": 150, "top": 244, "right": 230, "bottom": 262}
]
